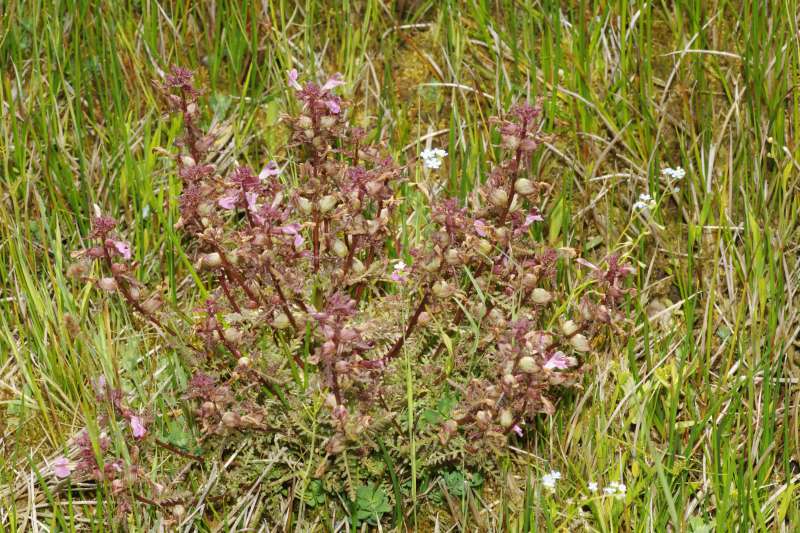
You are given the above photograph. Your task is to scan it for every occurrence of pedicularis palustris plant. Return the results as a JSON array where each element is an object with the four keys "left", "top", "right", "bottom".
[{"left": 65, "top": 67, "right": 634, "bottom": 515}]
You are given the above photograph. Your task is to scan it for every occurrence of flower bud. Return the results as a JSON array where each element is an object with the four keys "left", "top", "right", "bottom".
[
  {"left": 318, "top": 195, "right": 337, "bottom": 213},
  {"left": 332, "top": 240, "right": 348, "bottom": 258},
  {"left": 489, "top": 189, "right": 509, "bottom": 208},
  {"left": 432, "top": 280, "right": 455, "bottom": 299},
  {"left": 570, "top": 333, "right": 590, "bottom": 352},
  {"left": 297, "top": 197, "right": 313, "bottom": 214},
  {"left": 514, "top": 178, "right": 535, "bottom": 195},
  {"left": 561, "top": 320, "right": 579, "bottom": 337},
  {"left": 221, "top": 411, "right": 240, "bottom": 429},
  {"left": 97, "top": 277, "right": 118, "bottom": 292},
  {"left": 444, "top": 248, "right": 461, "bottom": 266},
  {"left": 181, "top": 155, "right": 196, "bottom": 168},
  {"left": 172, "top": 504, "right": 186, "bottom": 520},
  {"left": 518, "top": 356, "right": 537, "bottom": 374},
  {"left": 531, "top": 288, "right": 552, "bottom": 304},
  {"left": 499, "top": 409, "right": 514, "bottom": 428},
  {"left": 273, "top": 313, "right": 291, "bottom": 330},
  {"left": 201, "top": 252, "right": 222, "bottom": 269}
]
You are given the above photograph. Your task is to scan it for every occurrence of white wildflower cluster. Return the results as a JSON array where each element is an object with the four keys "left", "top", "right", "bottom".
[
  {"left": 603, "top": 481, "right": 627, "bottom": 499},
  {"left": 540, "top": 471, "right": 627, "bottom": 500},
  {"left": 633, "top": 193, "right": 654, "bottom": 212},
  {"left": 661, "top": 166, "right": 685, "bottom": 180},
  {"left": 420, "top": 148, "right": 447, "bottom": 170}
]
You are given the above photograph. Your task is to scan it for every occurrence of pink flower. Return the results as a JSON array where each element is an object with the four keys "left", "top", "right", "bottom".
[
  {"left": 512, "top": 424, "right": 523, "bottom": 437},
  {"left": 218, "top": 193, "right": 239, "bottom": 210},
  {"left": 280, "top": 224, "right": 305, "bottom": 248},
  {"left": 52, "top": 456, "right": 73, "bottom": 479},
  {"left": 321, "top": 73, "right": 344, "bottom": 92},
  {"left": 474, "top": 219, "right": 488, "bottom": 237},
  {"left": 130, "top": 415, "right": 147, "bottom": 439},
  {"left": 110, "top": 240, "right": 132, "bottom": 260},
  {"left": 259, "top": 161, "right": 281, "bottom": 180},
  {"left": 245, "top": 191, "right": 259, "bottom": 212},
  {"left": 287, "top": 69, "right": 301, "bottom": 90},
  {"left": 543, "top": 351, "right": 573, "bottom": 370},
  {"left": 325, "top": 99, "right": 341, "bottom": 114}
]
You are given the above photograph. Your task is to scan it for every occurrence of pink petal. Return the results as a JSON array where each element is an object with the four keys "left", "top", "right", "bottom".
[
  {"left": 474, "top": 219, "right": 488, "bottom": 237},
  {"left": 280, "top": 223, "right": 301, "bottom": 235},
  {"left": 287, "top": 69, "right": 301, "bottom": 90},
  {"left": 575, "top": 258, "right": 598, "bottom": 270},
  {"left": 525, "top": 213, "right": 544, "bottom": 224},
  {"left": 245, "top": 191, "right": 259, "bottom": 211},
  {"left": 293, "top": 234, "right": 305, "bottom": 248},
  {"left": 321, "top": 73, "right": 344, "bottom": 92},
  {"left": 111, "top": 241, "right": 132, "bottom": 260},
  {"left": 259, "top": 161, "right": 281, "bottom": 180},
  {"left": 325, "top": 99, "right": 340, "bottom": 114},
  {"left": 512, "top": 425, "right": 523, "bottom": 437},
  {"left": 130, "top": 416, "right": 147, "bottom": 439},
  {"left": 52, "top": 456, "right": 73, "bottom": 478},
  {"left": 543, "top": 351, "right": 571, "bottom": 370},
  {"left": 218, "top": 193, "right": 239, "bottom": 210}
]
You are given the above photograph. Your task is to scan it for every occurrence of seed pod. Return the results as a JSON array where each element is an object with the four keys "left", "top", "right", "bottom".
[
  {"left": 297, "top": 115, "right": 313, "bottom": 129},
  {"left": 423, "top": 256, "right": 442, "bottom": 272},
  {"left": 198, "top": 202, "right": 215, "bottom": 217},
  {"left": 318, "top": 195, "right": 338, "bottom": 213},
  {"left": 181, "top": 155, "right": 196, "bottom": 168},
  {"left": 561, "top": 320, "right": 579, "bottom": 337},
  {"left": 273, "top": 313, "right": 291, "bottom": 330},
  {"left": 128, "top": 286, "right": 141, "bottom": 301},
  {"left": 521, "top": 273, "right": 538, "bottom": 290},
  {"left": 570, "top": 333, "right": 590, "bottom": 352},
  {"left": 518, "top": 356, "right": 537, "bottom": 374},
  {"left": 471, "top": 302, "right": 487, "bottom": 319},
  {"left": 332, "top": 240, "right": 348, "bottom": 258},
  {"left": 477, "top": 239, "right": 494, "bottom": 255},
  {"left": 418, "top": 311, "right": 431, "bottom": 326},
  {"left": 499, "top": 409, "right": 514, "bottom": 428},
  {"left": 432, "top": 280, "right": 455, "bottom": 299},
  {"left": 502, "top": 373, "right": 516, "bottom": 386},
  {"left": 489, "top": 189, "right": 509, "bottom": 208},
  {"left": 97, "top": 277, "right": 118, "bottom": 292},
  {"left": 444, "top": 248, "right": 461, "bottom": 266},
  {"left": 297, "top": 197, "right": 313, "bottom": 215},
  {"left": 224, "top": 328, "right": 243, "bottom": 344},
  {"left": 202, "top": 252, "right": 222, "bottom": 269},
  {"left": 531, "top": 288, "right": 552, "bottom": 304},
  {"left": 502, "top": 134, "right": 521, "bottom": 150},
  {"left": 475, "top": 410, "right": 492, "bottom": 425},
  {"left": 201, "top": 401, "right": 217, "bottom": 417},
  {"left": 141, "top": 296, "right": 162, "bottom": 314},
  {"left": 320, "top": 115, "right": 336, "bottom": 129},
  {"left": 365, "top": 181, "right": 383, "bottom": 196},
  {"left": 351, "top": 258, "right": 366, "bottom": 275},
  {"left": 514, "top": 178, "right": 536, "bottom": 195},
  {"left": 221, "top": 411, "right": 240, "bottom": 429},
  {"left": 66, "top": 262, "right": 88, "bottom": 279},
  {"left": 488, "top": 308, "right": 505, "bottom": 326}
]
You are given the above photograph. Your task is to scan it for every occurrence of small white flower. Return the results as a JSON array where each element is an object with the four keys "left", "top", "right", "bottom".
[
  {"left": 420, "top": 148, "right": 447, "bottom": 170},
  {"left": 633, "top": 193, "right": 654, "bottom": 211},
  {"left": 541, "top": 470, "right": 561, "bottom": 490},
  {"left": 587, "top": 481, "right": 598, "bottom": 492},
  {"left": 662, "top": 166, "right": 686, "bottom": 180}
]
